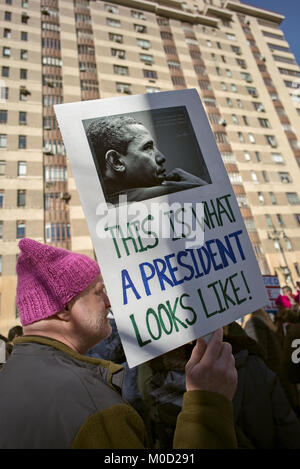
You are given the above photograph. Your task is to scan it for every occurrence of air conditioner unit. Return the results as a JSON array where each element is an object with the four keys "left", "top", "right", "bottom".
[
  {"left": 46, "top": 81, "right": 54, "bottom": 88},
  {"left": 44, "top": 125, "right": 51, "bottom": 131},
  {"left": 219, "top": 118, "right": 227, "bottom": 126},
  {"left": 43, "top": 147, "right": 53, "bottom": 155},
  {"left": 41, "top": 8, "right": 50, "bottom": 15},
  {"left": 257, "top": 105, "right": 265, "bottom": 112},
  {"left": 123, "top": 89, "right": 132, "bottom": 95},
  {"left": 246, "top": 78, "right": 253, "bottom": 83},
  {"left": 60, "top": 192, "right": 71, "bottom": 201},
  {"left": 79, "top": 67, "right": 86, "bottom": 72}
]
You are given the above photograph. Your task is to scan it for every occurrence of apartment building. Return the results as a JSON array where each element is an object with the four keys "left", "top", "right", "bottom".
[{"left": 0, "top": 0, "right": 300, "bottom": 333}]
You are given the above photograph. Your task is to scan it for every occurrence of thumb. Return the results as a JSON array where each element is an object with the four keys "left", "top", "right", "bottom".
[{"left": 186, "top": 338, "right": 206, "bottom": 369}]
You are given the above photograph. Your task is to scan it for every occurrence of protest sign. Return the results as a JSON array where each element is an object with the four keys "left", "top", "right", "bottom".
[
  {"left": 263, "top": 275, "right": 281, "bottom": 314},
  {"left": 55, "top": 89, "right": 267, "bottom": 368}
]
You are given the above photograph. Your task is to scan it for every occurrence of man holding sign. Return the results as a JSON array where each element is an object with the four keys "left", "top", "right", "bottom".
[{"left": 0, "top": 239, "right": 237, "bottom": 449}]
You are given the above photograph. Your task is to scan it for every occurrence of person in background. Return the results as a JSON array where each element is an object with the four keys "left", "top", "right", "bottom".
[
  {"left": 138, "top": 321, "right": 300, "bottom": 449},
  {"left": 243, "top": 309, "right": 299, "bottom": 413},
  {"left": 8, "top": 325, "right": 23, "bottom": 345},
  {"left": 0, "top": 238, "right": 237, "bottom": 449}
]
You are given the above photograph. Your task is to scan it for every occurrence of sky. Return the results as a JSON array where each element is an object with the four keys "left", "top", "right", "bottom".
[{"left": 243, "top": 0, "right": 300, "bottom": 65}]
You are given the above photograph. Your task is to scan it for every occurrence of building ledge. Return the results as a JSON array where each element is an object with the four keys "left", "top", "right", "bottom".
[
  {"left": 225, "top": 1, "right": 284, "bottom": 24},
  {"left": 205, "top": 5, "right": 233, "bottom": 20},
  {"left": 99, "top": 0, "right": 218, "bottom": 26}
]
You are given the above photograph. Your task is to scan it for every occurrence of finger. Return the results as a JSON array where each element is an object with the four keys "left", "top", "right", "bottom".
[
  {"left": 186, "top": 337, "right": 207, "bottom": 369},
  {"left": 202, "top": 328, "right": 223, "bottom": 362}
]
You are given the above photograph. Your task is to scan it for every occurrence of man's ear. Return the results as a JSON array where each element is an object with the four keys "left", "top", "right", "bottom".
[
  {"left": 105, "top": 149, "right": 126, "bottom": 173},
  {"left": 56, "top": 303, "right": 72, "bottom": 322}
]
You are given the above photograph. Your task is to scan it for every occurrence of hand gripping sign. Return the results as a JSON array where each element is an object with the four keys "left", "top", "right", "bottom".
[{"left": 55, "top": 89, "right": 267, "bottom": 368}]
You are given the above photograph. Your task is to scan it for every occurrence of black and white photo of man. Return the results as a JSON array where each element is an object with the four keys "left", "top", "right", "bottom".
[{"left": 85, "top": 109, "right": 211, "bottom": 205}]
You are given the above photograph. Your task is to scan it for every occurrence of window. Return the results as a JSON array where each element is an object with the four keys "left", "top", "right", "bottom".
[
  {"left": 113, "top": 65, "right": 128, "bottom": 76},
  {"left": 253, "top": 102, "right": 265, "bottom": 112},
  {"left": 0, "top": 111, "right": 7, "bottom": 124},
  {"left": 3, "top": 47, "right": 11, "bottom": 58},
  {"left": 0, "top": 190, "right": 3, "bottom": 208},
  {"left": 226, "top": 97, "right": 233, "bottom": 107},
  {"left": 265, "top": 135, "right": 277, "bottom": 148},
  {"left": 0, "top": 135, "right": 7, "bottom": 148},
  {"left": 143, "top": 69, "right": 157, "bottom": 80},
  {"left": 0, "top": 221, "right": 3, "bottom": 239},
  {"left": 216, "top": 67, "right": 221, "bottom": 76},
  {"left": 248, "top": 133, "right": 256, "bottom": 144},
  {"left": 19, "top": 111, "right": 27, "bottom": 125},
  {"left": 137, "top": 38, "right": 150, "bottom": 49},
  {"left": 242, "top": 116, "right": 249, "bottom": 126},
  {"left": 231, "top": 84, "right": 237, "bottom": 93},
  {"left": 214, "top": 132, "right": 228, "bottom": 144},
  {"left": 244, "top": 218, "right": 256, "bottom": 232},
  {"left": 279, "top": 172, "right": 291, "bottom": 183},
  {"left": 2, "top": 66, "right": 9, "bottom": 77},
  {"left": 104, "top": 4, "right": 119, "bottom": 14},
  {"left": 140, "top": 54, "right": 154, "bottom": 65},
  {"left": 226, "top": 33, "right": 236, "bottom": 41},
  {"left": 269, "top": 192, "right": 277, "bottom": 205},
  {"left": 255, "top": 152, "right": 262, "bottom": 162},
  {"left": 262, "top": 171, "right": 269, "bottom": 182},
  {"left": 231, "top": 46, "right": 241, "bottom": 55},
  {"left": 273, "top": 55, "right": 297, "bottom": 65},
  {"left": 168, "top": 61, "right": 181, "bottom": 70},
  {"left": 5, "top": 11, "right": 12, "bottom": 21},
  {"left": 116, "top": 82, "right": 132, "bottom": 94},
  {"left": 16, "top": 221, "right": 26, "bottom": 239},
  {"left": 21, "top": 13, "right": 29, "bottom": 24},
  {"left": 265, "top": 214, "right": 274, "bottom": 228},
  {"left": 228, "top": 173, "right": 242, "bottom": 184},
  {"left": 109, "top": 32, "right": 123, "bottom": 43},
  {"left": 131, "top": 10, "right": 146, "bottom": 20},
  {"left": 258, "top": 118, "right": 270, "bottom": 128},
  {"left": 251, "top": 171, "right": 258, "bottom": 182},
  {"left": 243, "top": 151, "right": 251, "bottom": 161},
  {"left": 171, "top": 76, "right": 185, "bottom": 86},
  {"left": 20, "top": 49, "right": 28, "bottom": 60},
  {"left": 18, "top": 135, "right": 26, "bottom": 149},
  {"left": 107, "top": 18, "right": 120, "bottom": 28},
  {"left": 247, "top": 87, "right": 258, "bottom": 97},
  {"left": 258, "top": 192, "right": 265, "bottom": 204},
  {"left": 161, "top": 31, "right": 173, "bottom": 40},
  {"left": 18, "top": 161, "right": 27, "bottom": 176},
  {"left": 134, "top": 24, "right": 147, "bottom": 33},
  {"left": 21, "top": 31, "right": 28, "bottom": 41},
  {"left": 221, "top": 82, "right": 227, "bottom": 91},
  {"left": 238, "top": 132, "right": 245, "bottom": 143},
  {"left": 4, "top": 28, "right": 11, "bottom": 38},
  {"left": 226, "top": 69, "right": 232, "bottom": 77},
  {"left": 146, "top": 86, "right": 160, "bottom": 93},
  {"left": 232, "top": 114, "right": 238, "bottom": 124},
  {"left": 21, "top": 0, "right": 28, "bottom": 7},
  {"left": 237, "top": 99, "right": 243, "bottom": 109},
  {"left": 294, "top": 216, "right": 300, "bottom": 227},
  {"left": 17, "top": 190, "right": 26, "bottom": 207},
  {"left": 271, "top": 153, "right": 284, "bottom": 164},
  {"left": 276, "top": 214, "right": 284, "bottom": 226},
  {"left": 0, "top": 161, "right": 5, "bottom": 175},
  {"left": 203, "top": 97, "right": 216, "bottom": 107},
  {"left": 20, "top": 69, "right": 27, "bottom": 79},
  {"left": 1, "top": 87, "right": 9, "bottom": 101},
  {"left": 287, "top": 192, "right": 300, "bottom": 205},
  {"left": 111, "top": 48, "right": 126, "bottom": 59}
]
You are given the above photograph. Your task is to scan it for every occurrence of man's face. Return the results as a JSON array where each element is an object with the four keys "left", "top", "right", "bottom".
[
  {"left": 283, "top": 287, "right": 292, "bottom": 296},
  {"left": 121, "top": 124, "right": 166, "bottom": 187},
  {"left": 70, "top": 274, "right": 112, "bottom": 347}
]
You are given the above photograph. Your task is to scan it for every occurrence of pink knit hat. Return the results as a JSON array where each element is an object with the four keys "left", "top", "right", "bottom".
[{"left": 16, "top": 238, "right": 100, "bottom": 326}]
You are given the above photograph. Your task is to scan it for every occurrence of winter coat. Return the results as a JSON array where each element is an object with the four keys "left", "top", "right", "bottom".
[
  {"left": 138, "top": 336, "right": 300, "bottom": 449},
  {"left": 0, "top": 335, "right": 236, "bottom": 449}
]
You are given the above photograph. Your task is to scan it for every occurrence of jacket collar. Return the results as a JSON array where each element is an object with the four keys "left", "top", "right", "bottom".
[{"left": 14, "top": 335, "right": 124, "bottom": 392}]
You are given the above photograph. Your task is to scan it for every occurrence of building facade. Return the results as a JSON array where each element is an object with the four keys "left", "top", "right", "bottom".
[{"left": 0, "top": 0, "right": 300, "bottom": 333}]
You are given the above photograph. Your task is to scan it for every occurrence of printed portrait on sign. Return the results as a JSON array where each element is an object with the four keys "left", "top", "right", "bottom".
[{"left": 83, "top": 106, "right": 212, "bottom": 205}]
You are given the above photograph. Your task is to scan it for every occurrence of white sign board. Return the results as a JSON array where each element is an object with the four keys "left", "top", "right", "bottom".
[
  {"left": 55, "top": 89, "right": 267, "bottom": 368},
  {"left": 263, "top": 275, "right": 281, "bottom": 314}
]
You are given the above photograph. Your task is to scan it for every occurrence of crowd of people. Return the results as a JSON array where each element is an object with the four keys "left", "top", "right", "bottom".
[{"left": 0, "top": 238, "right": 299, "bottom": 449}]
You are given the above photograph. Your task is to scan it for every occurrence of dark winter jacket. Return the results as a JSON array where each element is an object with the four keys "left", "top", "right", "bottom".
[
  {"left": 138, "top": 335, "right": 300, "bottom": 449},
  {"left": 0, "top": 335, "right": 237, "bottom": 449}
]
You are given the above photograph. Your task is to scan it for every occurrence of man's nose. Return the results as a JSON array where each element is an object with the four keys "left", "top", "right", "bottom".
[{"left": 155, "top": 149, "right": 166, "bottom": 165}]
